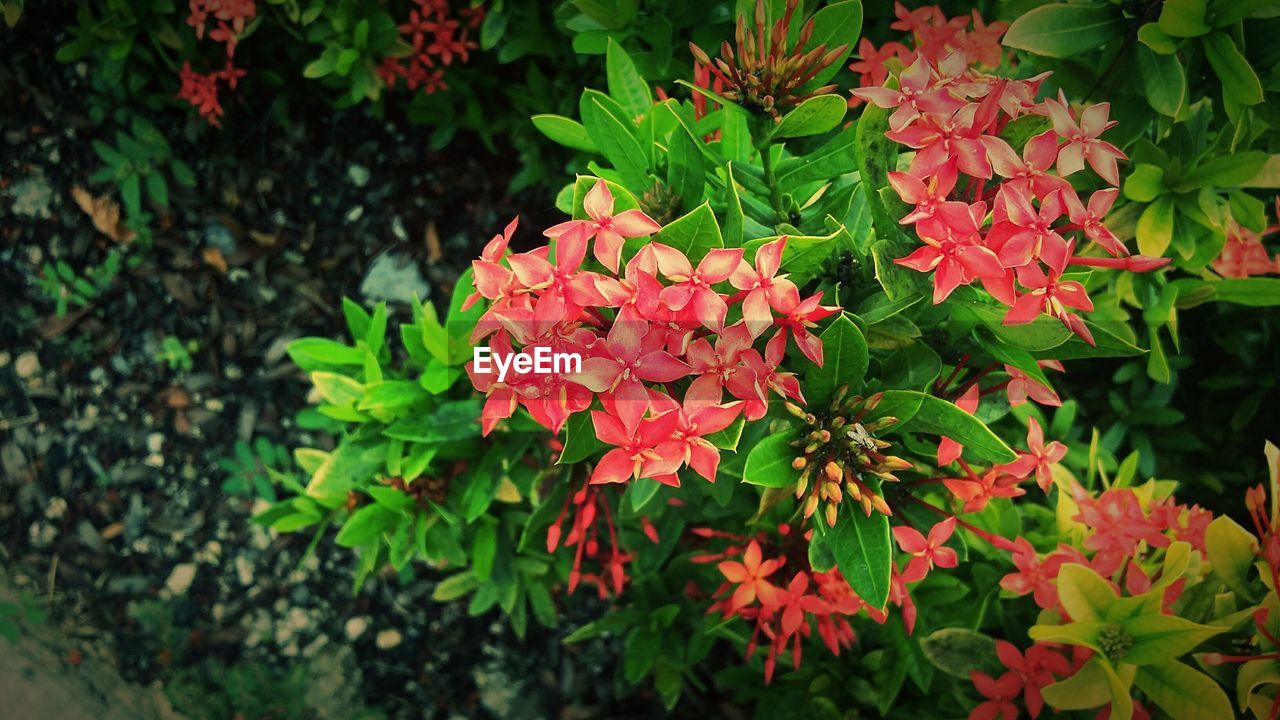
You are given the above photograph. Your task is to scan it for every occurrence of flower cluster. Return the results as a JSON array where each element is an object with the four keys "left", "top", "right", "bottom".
[
  {"left": 969, "top": 641, "right": 1075, "bottom": 720},
  {"left": 847, "top": 3, "right": 1006, "bottom": 109},
  {"left": 377, "top": 0, "right": 483, "bottom": 95},
  {"left": 694, "top": 531, "right": 882, "bottom": 683},
  {"left": 465, "top": 180, "right": 837, "bottom": 486},
  {"left": 1212, "top": 198, "right": 1280, "bottom": 278},
  {"left": 851, "top": 5, "right": 1168, "bottom": 345},
  {"left": 178, "top": 0, "right": 254, "bottom": 126}
]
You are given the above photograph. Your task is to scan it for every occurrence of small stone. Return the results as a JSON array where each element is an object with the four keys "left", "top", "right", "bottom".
[
  {"left": 195, "top": 540, "right": 222, "bottom": 564},
  {"left": 391, "top": 216, "right": 408, "bottom": 242},
  {"left": 205, "top": 398, "right": 224, "bottom": 412},
  {"left": 45, "top": 497, "right": 68, "bottom": 520},
  {"left": 344, "top": 616, "right": 370, "bottom": 641},
  {"left": 165, "top": 563, "right": 197, "bottom": 595},
  {"left": 347, "top": 164, "right": 370, "bottom": 188},
  {"left": 88, "top": 366, "right": 107, "bottom": 385},
  {"left": 144, "top": 453, "right": 164, "bottom": 468},
  {"left": 375, "top": 629, "right": 402, "bottom": 650},
  {"left": 10, "top": 176, "right": 54, "bottom": 219},
  {"left": 235, "top": 554, "right": 254, "bottom": 586},
  {"left": 203, "top": 221, "right": 237, "bottom": 255},
  {"left": 360, "top": 252, "right": 430, "bottom": 305},
  {"left": 29, "top": 521, "right": 57, "bottom": 547},
  {"left": 15, "top": 352, "right": 40, "bottom": 379},
  {"left": 145, "top": 432, "right": 164, "bottom": 453},
  {"left": 345, "top": 205, "right": 364, "bottom": 223}
]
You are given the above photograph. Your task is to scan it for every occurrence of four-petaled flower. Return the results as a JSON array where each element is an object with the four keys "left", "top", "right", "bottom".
[{"left": 545, "top": 180, "right": 662, "bottom": 273}]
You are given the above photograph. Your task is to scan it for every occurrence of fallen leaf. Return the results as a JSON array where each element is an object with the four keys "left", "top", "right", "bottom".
[
  {"left": 100, "top": 523, "right": 124, "bottom": 540},
  {"left": 248, "top": 229, "right": 281, "bottom": 248},
  {"left": 201, "top": 246, "right": 228, "bottom": 274},
  {"left": 71, "top": 186, "right": 136, "bottom": 244},
  {"left": 425, "top": 220, "right": 443, "bottom": 263}
]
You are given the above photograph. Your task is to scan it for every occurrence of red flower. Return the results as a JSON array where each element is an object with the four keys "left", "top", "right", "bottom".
[
  {"left": 1003, "top": 263, "right": 1095, "bottom": 346},
  {"left": 969, "top": 670, "right": 1023, "bottom": 720},
  {"left": 588, "top": 406, "right": 683, "bottom": 485},
  {"left": 851, "top": 54, "right": 965, "bottom": 132},
  {"left": 652, "top": 243, "right": 744, "bottom": 332},
  {"left": 718, "top": 540, "right": 782, "bottom": 612},
  {"left": 893, "top": 517, "right": 958, "bottom": 582},
  {"left": 1005, "top": 360, "right": 1063, "bottom": 407},
  {"left": 575, "top": 322, "right": 691, "bottom": 434},
  {"left": 996, "top": 641, "right": 1072, "bottom": 719}
]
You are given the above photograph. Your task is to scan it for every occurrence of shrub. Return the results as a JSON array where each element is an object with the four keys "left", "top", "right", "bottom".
[{"left": 256, "top": 0, "right": 1280, "bottom": 717}]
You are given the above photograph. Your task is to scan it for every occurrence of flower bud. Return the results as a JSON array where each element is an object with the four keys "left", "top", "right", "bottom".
[
  {"left": 792, "top": 456, "right": 808, "bottom": 470},
  {"left": 824, "top": 503, "right": 839, "bottom": 528},
  {"left": 824, "top": 461, "right": 842, "bottom": 483}
]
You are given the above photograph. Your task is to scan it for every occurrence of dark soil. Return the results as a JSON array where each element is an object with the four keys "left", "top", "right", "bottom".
[{"left": 0, "top": 8, "right": 671, "bottom": 719}]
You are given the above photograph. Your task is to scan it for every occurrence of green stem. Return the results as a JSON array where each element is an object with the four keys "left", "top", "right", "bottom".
[{"left": 758, "top": 142, "right": 785, "bottom": 223}]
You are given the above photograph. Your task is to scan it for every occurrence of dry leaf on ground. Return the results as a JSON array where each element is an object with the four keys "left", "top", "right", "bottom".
[{"left": 70, "top": 186, "right": 136, "bottom": 244}]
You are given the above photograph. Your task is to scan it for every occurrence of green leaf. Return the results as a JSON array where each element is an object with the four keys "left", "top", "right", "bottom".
[
  {"left": 1122, "top": 615, "right": 1224, "bottom": 665},
  {"left": 605, "top": 38, "right": 651, "bottom": 120},
  {"left": 742, "top": 433, "right": 798, "bottom": 488},
  {"left": 288, "top": 337, "right": 365, "bottom": 368},
  {"left": 1136, "top": 195, "right": 1175, "bottom": 257},
  {"left": 1057, "top": 563, "right": 1118, "bottom": 622},
  {"left": 581, "top": 93, "right": 649, "bottom": 189},
  {"left": 723, "top": 163, "right": 746, "bottom": 247},
  {"left": 918, "top": 627, "right": 999, "bottom": 678},
  {"left": 559, "top": 411, "right": 605, "bottom": 464},
  {"left": 1208, "top": 278, "right": 1280, "bottom": 306},
  {"left": 1203, "top": 31, "right": 1263, "bottom": 107},
  {"left": 666, "top": 127, "right": 705, "bottom": 209},
  {"left": 825, "top": 504, "right": 891, "bottom": 608},
  {"left": 1137, "top": 45, "right": 1185, "bottom": 117},
  {"left": 357, "top": 380, "right": 428, "bottom": 413},
  {"left": 1123, "top": 164, "right": 1166, "bottom": 202},
  {"left": 800, "top": 0, "right": 862, "bottom": 87},
  {"left": 807, "top": 313, "right": 868, "bottom": 407},
  {"left": 335, "top": 504, "right": 398, "bottom": 547},
  {"left": 653, "top": 202, "right": 723, "bottom": 262},
  {"left": 1133, "top": 660, "right": 1233, "bottom": 720},
  {"left": 623, "top": 626, "right": 662, "bottom": 683},
  {"left": 531, "top": 115, "right": 598, "bottom": 153},
  {"left": 1180, "top": 152, "right": 1269, "bottom": 189},
  {"left": 1205, "top": 515, "right": 1260, "bottom": 600},
  {"left": 1137, "top": 23, "right": 1178, "bottom": 54},
  {"left": 1002, "top": 4, "right": 1125, "bottom": 57},
  {"left": 304, "top": 439, "right": 383, "bottom": 498},
  {"left": 310, "top": 371, "right": 364, "bottom": 406},
  {"left": 1159, "top": 0, "right": 1211, "bottom": 36},
  {"left": 383, "top": 399, "right": 482, "bottom": 444},
  {"left": 1042, "top": 658, "right": 1116, "bottom": 711},
  {"left": 772, "top": 94, "right": 847, "bottom": 139},
  {"left": 472, "top": 520, "right": 497, "bottom": 581},
  {"left": 432, "top": 572, "right": 478, "bottom": 602},
  {"left": 894, "top": 392, "right": 1018, "bottom": 463}
]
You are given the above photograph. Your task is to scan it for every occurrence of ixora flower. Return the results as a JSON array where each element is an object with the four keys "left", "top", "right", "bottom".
[{"left": 544, "top": 180, "right": 662, "bottom": 273}]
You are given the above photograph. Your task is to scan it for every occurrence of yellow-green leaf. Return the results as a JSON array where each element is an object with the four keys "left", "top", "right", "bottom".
[{"left": 1134, "top": 660, "right": 1233, "bottom": 720}]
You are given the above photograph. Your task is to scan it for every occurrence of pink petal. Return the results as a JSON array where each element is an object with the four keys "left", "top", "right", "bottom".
[
  {"left": 698, "top": 247, "right": 746, "bottom": 283},
  {"left": 611, "top": 208, "right": 661, "bottom": 237},
  {"left": 583, "top": 179, "right": 614, "bottom": 222}
]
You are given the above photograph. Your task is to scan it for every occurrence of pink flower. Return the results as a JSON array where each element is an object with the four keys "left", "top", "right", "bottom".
[
  {"left": 574, "top": 323, "right": 691, "bottom": 434},
  {"left": 651, "top": 244, "right": 745, "bottom": 332},
  {"left": 996, "top": 641, "right": 1072, "bottom": 719},
  {"left": 729, "top": 237, "right": 801, "bottom": 338},
  {"left": 1044, "top": 94, "right": 1127, "bottom": 186},
  {"left": 1004, "top": 360, "right": 1063, "bottom": 407},
  {"left": 851, "top": 55, "right": 965, "bottom": 132},
  {"left": 998, "top": 417, "right": 1068, "bottom": 493},
  {"left": 544, "top": 179, "right": 662, "bottom": 273},
  {"left": 1003, "top": 263, "right": 1096, "bottom": 346},
  {"left": 895, "top": 201, "right": 1005, "bottom": 304},
  {"left": 718, "top": 540, "right": 783, "bottom": 612}
]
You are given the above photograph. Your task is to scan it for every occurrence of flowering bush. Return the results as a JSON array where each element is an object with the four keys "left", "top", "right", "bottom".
[{"left": 255, "top": 0, "right": 1280, "bottom": 717}]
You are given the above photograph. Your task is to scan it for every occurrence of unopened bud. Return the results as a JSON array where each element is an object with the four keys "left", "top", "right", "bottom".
[
  {"left": 824, "top": 503, "right": 839, "bottom": 528},
  {"left": 860, "top": 494, "right": 873, "bottom": 516},
  {"left": 871, "top": 494, "right": 893, "bottom": 517},
  {"left": 824, "top": 461, "right": 842, "bottom": 483},
  {"left": 830, "top": 416, "right": 846, "bottom": 430},
  {"left": 803, "top": 493, "right": 820, "bottom": 519},
  {"left": 834, "top": 384, "right": 849, "bottom": 404},
  {"left": 689, "top": 42, "right": 712, "bottom": 66},
  {"left": 785, "top": 401, "right": 807, "bottom": 419},
  {"left": 1125, "top": 255, "right": 1171, "bottom": 273},
  {"left": 865, "top": 392, "right": 884, "bottom": 411},
  {"left": 792, "top": 456, "right": 808, "bottom": 470}
]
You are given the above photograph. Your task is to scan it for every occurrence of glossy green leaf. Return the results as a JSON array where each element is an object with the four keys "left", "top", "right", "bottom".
[
  {"left": 1137, "top": 45, "right": 1185, "bottom": 116},
  {"left": 825, "top": 503, "right": 892, "bottom": 608},
  {"left": 772, "top": 94, "right": 847, "bottom": 139},
  {"left": 1134, "top": 660, "right": 1233, "bottom": 720},
  {"left": 918, "top": 628, "right": 999, "bottom": 678},
  {"left": 807, "top": 313, "right": 869, "bottom": 406},
  {"left": 742, "top": 433, "right": 798, "bottom": 488},
  {"left": 894, "top": 392, "right": 1017, "bottom": 462},
  {"left": 1003, "top": 4, "right": 1125, "bottom": 57},
  {"left": 1203, "top": 32, "right": 1263, "bottom": 107},
  {"left": 605, "top": 38, "right": 651, "bottom": 120},
  {"left": 532, "top": 114, "right": 597, "bottom": 153},
  {"left": 1158, "top": 0, "right": 1211, "bottom": 36},
  {"left": 800, "top": 0, "right": 862, "bottom": 87},
  {"left": 1137, "top": 195, "right": 1175, "bottom": 257},
  {"left": 653, "top": 202, "right": 723, "bottom": 262}
]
